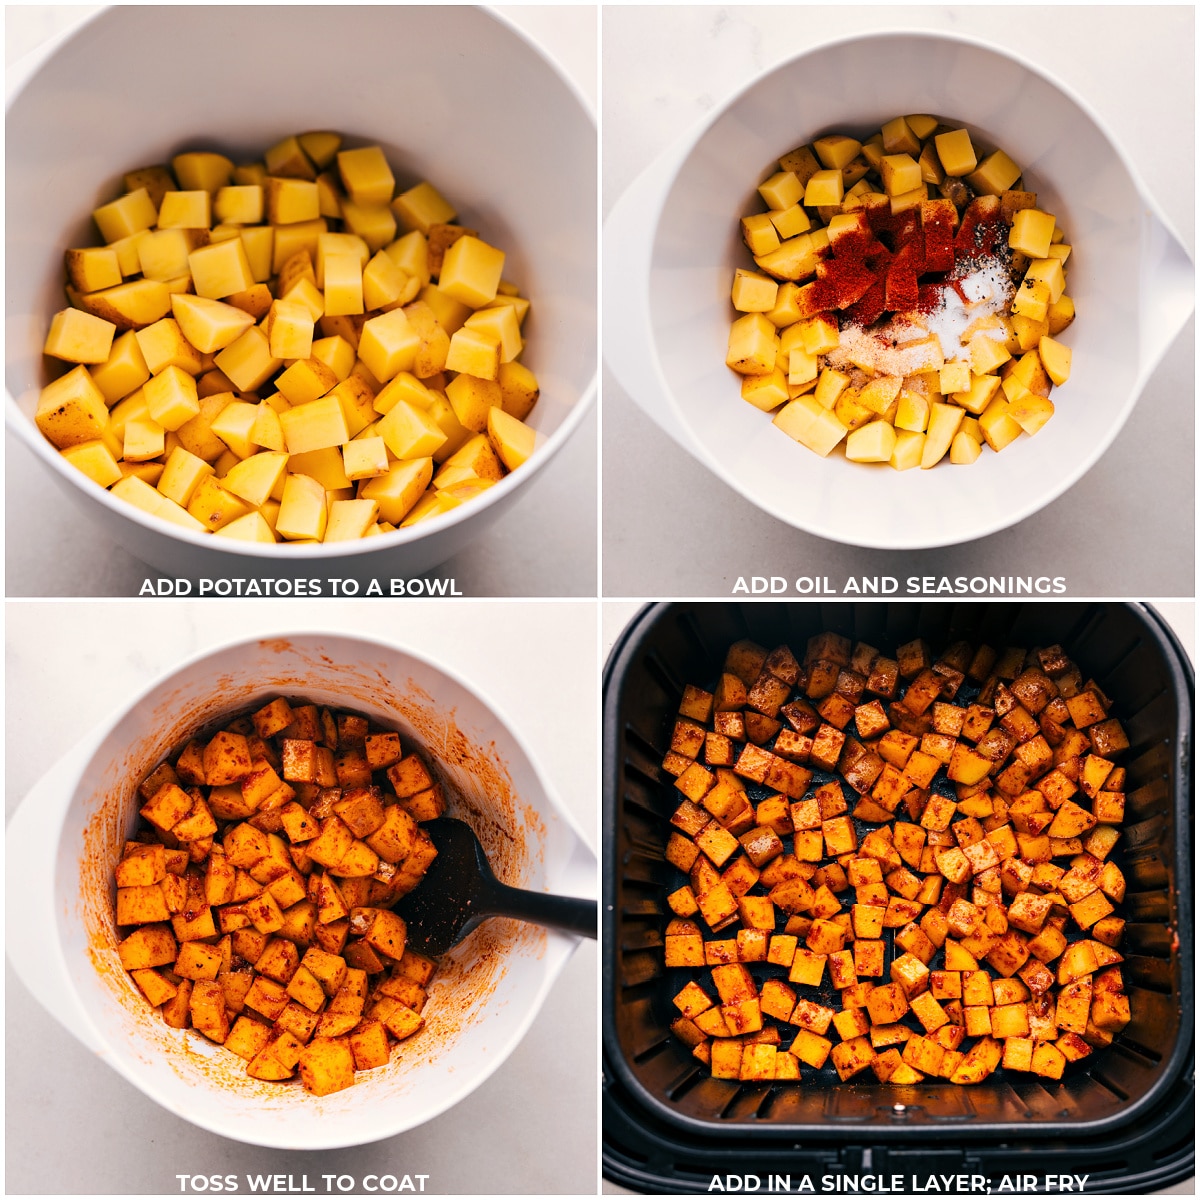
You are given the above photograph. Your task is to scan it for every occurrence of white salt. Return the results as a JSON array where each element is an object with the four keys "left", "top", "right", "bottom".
[{"left": 923, "top": 261, "right": 1014, "bottom": 361}]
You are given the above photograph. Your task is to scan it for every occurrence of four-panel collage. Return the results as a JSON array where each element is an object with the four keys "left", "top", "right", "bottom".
[{"left": 3, "top": 5, "right": 1194, "bottom": 1199}]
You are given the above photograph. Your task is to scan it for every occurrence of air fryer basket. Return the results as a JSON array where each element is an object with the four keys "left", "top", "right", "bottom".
[{"left": 603, "top": 603, "right": 1192, "bottom": 1153}]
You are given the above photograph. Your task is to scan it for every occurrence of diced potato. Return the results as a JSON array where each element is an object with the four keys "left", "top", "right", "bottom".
[
  {"left": 1038, "top": 336, "right": 1072, "bottom": 386},
  {"left": 845, "top": 420, "right": 896, "bottom": 463},
  {"left": 487, "top": 407, "right": 538, "bottom": 472},
  {"left": 933, "top": 129, "right": 978, "bottom": 177},
  {"left": 920, "top": 403, "right": 964, "bottom": 469},
  {"left": 1009, "top": 209, "right": 1056, "bottom": 259},
  {"left": 38, "top": 137, "right": 536, "bottom": 541},
  {"left": 804, "top": 170, "right": 844, "bottom": 207}
]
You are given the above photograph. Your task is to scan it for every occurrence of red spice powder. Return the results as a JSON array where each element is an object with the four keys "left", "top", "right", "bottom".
[{"left": 814, "top": 203, "right": 1008, "bottom": 326}]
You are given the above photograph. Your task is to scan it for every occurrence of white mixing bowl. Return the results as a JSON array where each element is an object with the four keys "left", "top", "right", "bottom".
[
  {"left": 6, "top": 6, "right": 596, "bottom": 579},
  {"left": 5, "top": 632, "right": 596, "bottom": 1149},
  {"left": 604, "top": 30, "right": 1193, "bottom": 549}
]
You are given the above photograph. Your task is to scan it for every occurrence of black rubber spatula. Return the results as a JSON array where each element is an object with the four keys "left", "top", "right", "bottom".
[{"left": 393, "top": 817, "right": 597, "bottom": 955}]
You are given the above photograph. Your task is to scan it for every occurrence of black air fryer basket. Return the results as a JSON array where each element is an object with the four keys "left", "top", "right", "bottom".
[{"left": 603, "top": 602, "right": 1194, "bottom": 1193}]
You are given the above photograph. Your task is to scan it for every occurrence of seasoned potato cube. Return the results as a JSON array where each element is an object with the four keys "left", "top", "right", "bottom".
[
  {"left": 710, "top": 1039, "right": 745, "bottom": 1080},
  {"left": 204, "top": 731, "right": 253, "bottom": 786},
  {"left": 949, "top": 1036, "right": 1002, "bottom": 1084},
  {"left": 989, "top": 1002, "right": 1031, "bottom": 1039},
  {"left": 739, "top": 1042, "right": 777, "bottom": 1080},
  {"left": 665, "top": 926, "right": 704, "bottom": 968},
  {"left": 723, "top": 999, "right": 763, "bottom": 1035},
  {"left": 866, "top": 983, "right": 910, "bottom": 1025},
  {"left": 805, "top": 919, "right": 845, "bottom": 956},
  {"left": 830, "top": 1036, "right": 874, "bottom": 1080},
  {"left": 347, "top": 1020, "right": 391, "bottom": 1072},
  {"left": 117, "top": 924, "right": 177, "bottom": 970},
  {"left": 890, "top": 953, "right": 931, "bottom": 998},
  {"left": 909, "top": 991, "right": 949, "bottom": 1033},
  {"left": 189, "top": 979, "right": 231, "bottom": 1044},
  {"left": 782, "top": 1028, "right": 827, "bottom": 1070},
  {"left": 175, "top": 940, "right": 223, "bottom": 982},
  {"left": 1030, "top": 1041, "right": 1067, "bottom": 1080},
  {"left": 225, "top": 1015, "right": 273, "bottom": 1062},
  {"left": 1090, "top": 991, "right": 1131, "bottom": 1033},
  {"left": 116, "top": 843, "right": 168, "bottom": 888},
  {"left": 141, "top": 781, "right": 193, "bottom": 832},
  {"left": 297, "top": 1037, "right": 356, "bottom": 1096}
]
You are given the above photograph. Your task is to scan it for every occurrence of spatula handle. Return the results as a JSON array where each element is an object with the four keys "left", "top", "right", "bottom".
[{"left": 487, "top": 883, "right": 597, "bottom": 940}]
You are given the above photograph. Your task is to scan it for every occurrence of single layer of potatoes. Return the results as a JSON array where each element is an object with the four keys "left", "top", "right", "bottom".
[{"left": 661, "top": 632, "right": 1131, "bottom": 1086}]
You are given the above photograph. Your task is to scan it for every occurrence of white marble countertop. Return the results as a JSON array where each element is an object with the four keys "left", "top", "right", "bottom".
[
  {"left": 5, "top": 600, "right": 598, "bottom": 1195},
  {"left": 5, "top": 5, "right": 598, "bottom": 599},
  {"left": 602, "top": 5, "right": 1194, "bottom": 597}
]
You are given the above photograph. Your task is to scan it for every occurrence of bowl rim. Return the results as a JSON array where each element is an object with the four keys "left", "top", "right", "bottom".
[
  {"left": 639, "top": 25, "right": 1188, "bottom": 550},
  {"left": 4, "top": 2, "right": 598, "bottom": 561},
  {"left": 53, "top": 627, "right": 590, "bottom": 1148}
]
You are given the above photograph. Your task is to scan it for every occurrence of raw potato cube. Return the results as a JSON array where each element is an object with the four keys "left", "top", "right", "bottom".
[
  {"left": 66, "top": 245, "right": 124, "bottom": 293},
  {"left": 215, "top": 327, "right": 283, "bottom": 392},
  {"left": 36, "top": 366, "right": 111, "bottom": 450},
  {"left": 921, "top": 403, "right": 964, "bottom": 469},
  {"left": 73, "top": 277, "right": 172, "bottom": 329},
  {"left": 935, "top": 129, "right": 977, "bottom": 177},
  {"left": 880, "top": 154, "right": 921, "bottom": 197},
  {"left": 343, "top": 436, "right": 390, "bottom": 482},
  {"left": 61, "top": 440, "right": 122, "bottom": 489},
  {"left": 743, "top": 213, "right": 781, "bottom": 257},
  {"left": 491, "top": 361, "right": 539, "bottom": 424},
  {"left": 439, "top": 235, "right": 504, "bottom": 309},
  {"left": 378, "top": 398, "right": 446, "bottom": 462},
  {"left": 804, "top": 170, "right": 844, "bottom": 207},
  {"left": 732, "top": 269, "right": 780, "bottom": 313},
  {"left": 336, "top": 145, "right": 395, "bottom": 207},
  {"left": 358, "top": 309, "right": 419, "bottom": 382},
  {"left": 728, "top": 313, "right": 779, "bottom": 376},
  {"left": 170, "top": 294, "right": 256, "bottom": 355},
  {"left": 323, "top": 253, "right": 365, "bottom": 316},
  {"left": 44, "top": 308, "right": 117, "bottom": 364},
  {"left": 266, "top": 299, "right": 316, "bottom": 360},
  {"left": 846, "top": 420, "right": 896, "bottom": 463},
  {"left": 1038, "top": 336, "right": 1072, "bottom": 386},
  {"left": 157, "top": 189, "right": 210, "bottom": 229},
  {"left": 91, "top": 332, "right": 152, "bottom": 406},
  {"left": 276, "top": 474, "right": 328, "bottom": 541},
  {"left": 759, "top": 171, "right": 804, "bottom": 210},
  {"left": 189, "top": 238, "right": 255, "bottom": 300},
  {"left": 1009, "top": 209, "right": 1056, "bottom": 259},
  {"left": 93, "top": 188, "right": 159, "bottom": 242}
]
